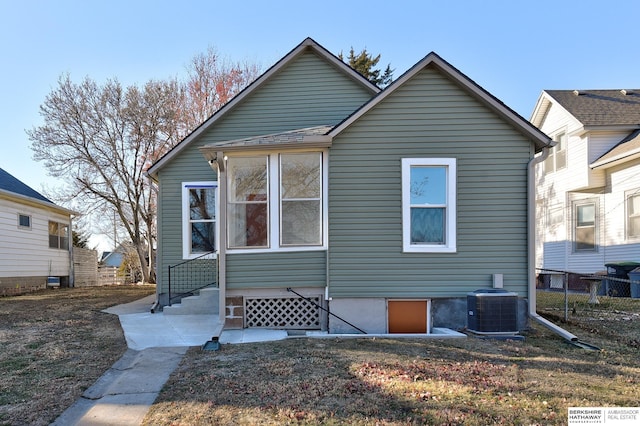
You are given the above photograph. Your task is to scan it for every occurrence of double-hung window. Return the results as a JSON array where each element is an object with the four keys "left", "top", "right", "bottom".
[
  {"left": 226, "top": 152, "right": 324, "bottom": 251},
  {"left": 280, "top": 153, "right": 322, "bottom": 246},
  {"left": 544, "top": 132, "right": 567, "bottom": 173},
  {"left": 227, "top": 156, "right": 269, "bottom": 249},
  {"left": 402, "top": 158, "right": 456, "bottom": 253},
  {"left": 574, "top": 201, "right": 596, "bottom": 251},
  {"left": 48, "top": 221, "right": 69, "bottom": 250},
  {"left": 182, "top": 182, "right": 217, "bottom": 259},
  {"left": 627, "top": 192, "right": 640, "bottom": 239}
]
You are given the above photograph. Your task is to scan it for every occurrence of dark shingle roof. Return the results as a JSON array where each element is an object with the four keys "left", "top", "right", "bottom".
[
  {"left": 592, "top": 129, "right": 640, "bottom": 167},
  {"left": 0, "top": 167, "right": 52, "bottom": 203},
  {"left": 546, "top": 90, "right": 640, "bottom": 126}
]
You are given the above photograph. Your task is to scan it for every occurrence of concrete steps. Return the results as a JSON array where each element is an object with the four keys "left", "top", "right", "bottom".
[{"left": 163, "top": 287, "right": 219, "bottom": 315}]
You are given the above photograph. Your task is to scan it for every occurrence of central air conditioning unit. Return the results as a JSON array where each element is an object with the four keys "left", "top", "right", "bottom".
[{"left": 467, "top": 289, "right": 518, "bottom": 335}]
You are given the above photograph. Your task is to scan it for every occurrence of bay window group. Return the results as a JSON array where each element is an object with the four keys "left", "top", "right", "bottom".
[{"left": 227, "top": 152, "right": 323, "bottom": 250}]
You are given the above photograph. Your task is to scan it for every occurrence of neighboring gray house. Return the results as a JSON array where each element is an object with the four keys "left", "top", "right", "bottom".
[
  {"left": 147, "top": 38, "right": 551, "bottom": 334},
  {"left": 0, "top": 167, "right": 75, "bottom": 295},
  {"left": 531, "top": 90, "right": 640, "bottom": 283}
]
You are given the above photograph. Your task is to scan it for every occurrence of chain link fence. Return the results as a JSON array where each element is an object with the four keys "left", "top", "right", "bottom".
[{"left": 536, "top": 268, "right": 640, "bottom": 345}]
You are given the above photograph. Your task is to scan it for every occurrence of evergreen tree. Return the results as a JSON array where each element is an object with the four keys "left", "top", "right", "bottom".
[
  {"left": 72, "top": 229, "right": 90, "bottom": 248},
  {"left": 339, "top": 47, "right": 394, "bottom": 87}
]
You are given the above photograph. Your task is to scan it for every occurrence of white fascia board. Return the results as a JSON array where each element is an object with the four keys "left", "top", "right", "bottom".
[
  {"left": 330, "top": 53, "right": 552, "bottom": 151},
  {"left": 590, "top": 150, "right": 640, "bottom": 169},
  {"left": 0, "top": 189, "right": 77, "bottom": 216}
]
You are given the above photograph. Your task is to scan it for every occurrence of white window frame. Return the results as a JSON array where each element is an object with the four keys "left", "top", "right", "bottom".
[
  {"left": 182, "top": 181, "right": 218, "bottom": 260},
  {"left": 48, "top": 221, "right": 69, "bottom": 250},
  {"left": 226, "top": 150, "right": 328, "bottom": 254},
  {"left": 402, "top": 158, "right": 457, "bottom": 253},
  {"left": 544, "top": 131, "right": 567, "bottom": 173},
  {"left": 279, "top": 152, "right": 323, "bottom": 247},
  {"left": 573, "top": 199, "right": 597, "bottom": 253},
  {"left": 626, "top": 190, "right": 640, "bottom": 240}
]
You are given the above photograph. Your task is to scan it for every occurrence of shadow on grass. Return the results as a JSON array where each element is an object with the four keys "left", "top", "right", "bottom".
[{"left": 144, "top": 328, "right": 640, "bottom": 425}]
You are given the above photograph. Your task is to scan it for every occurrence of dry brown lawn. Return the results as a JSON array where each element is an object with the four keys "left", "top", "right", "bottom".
[
  {"left": 0, "top": 285, "right": 155, "bottom": 426},
  {"left": 144, "top": 320, "right": 640, "bottom": 425},
  {"left": 1, "top": 285, "right": 639, "bottom": 426}
]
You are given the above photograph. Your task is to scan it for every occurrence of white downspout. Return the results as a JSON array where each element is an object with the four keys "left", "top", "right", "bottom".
[
  {"left": 215, "top": 153, "right": 227, "bottom": 326},
  {"left": 69, "top": 215, "right": 75, "bottom": 288},
  {"left": 528, "top": 146, "right": 578, "bottom": 341}
]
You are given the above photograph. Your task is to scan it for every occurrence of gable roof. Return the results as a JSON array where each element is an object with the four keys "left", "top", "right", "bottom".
[
  {"left": 330, "top": 52, "right": 552, "bottom": 152},
  {"left": 147, "top": 37, "right": 380, "bottom": 179},
  {"left": 591, "top": 129, "right": 640, "bottom": 169},
  {"left": 0, "top": 167, "right": 52, "bottom": 203},
  {"left": 538, "top": 89, "right": 640, "bottom": 128},
  {"left": 0, "top": 167, "right": 75, "bottom": 215}
]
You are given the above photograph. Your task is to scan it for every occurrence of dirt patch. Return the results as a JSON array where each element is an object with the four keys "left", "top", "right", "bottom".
[{"left": 0, "top": 285, "right": 155, "bottom": 426}]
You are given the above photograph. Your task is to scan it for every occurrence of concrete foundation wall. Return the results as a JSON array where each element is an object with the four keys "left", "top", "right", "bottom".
[
  {"left": 329, "top": 297, "right": 530, "bottom": 334},
  {"left": 328, "top": 298, "right": 387, "bottom": 333},
  {"left": 0, "top": 276, "right": 48, "bottom": 296}
]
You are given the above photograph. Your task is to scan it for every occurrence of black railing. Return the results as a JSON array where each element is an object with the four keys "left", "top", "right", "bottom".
[{"left": 168, "top": 252, "right": 217, "bottom": 306}]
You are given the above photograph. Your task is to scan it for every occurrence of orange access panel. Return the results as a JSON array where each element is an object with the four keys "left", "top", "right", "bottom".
[{"left": 387, "top": 300, "right": 427, "bottom": 333}]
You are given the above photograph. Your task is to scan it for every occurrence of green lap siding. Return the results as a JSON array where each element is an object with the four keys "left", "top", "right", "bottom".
[
  {"left": 156, "top": 49, "right": 373, "bottom": 295},
  {"left": 226, "top": 251, "right": 326, "bottom": 290},
  {"left": 328, "top": 66, "right": 534, "bottom": 299}
]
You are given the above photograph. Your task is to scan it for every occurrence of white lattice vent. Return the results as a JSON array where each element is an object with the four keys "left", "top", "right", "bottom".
[{"left": 245, "top": 296, "right": 321, "bottom": 329}]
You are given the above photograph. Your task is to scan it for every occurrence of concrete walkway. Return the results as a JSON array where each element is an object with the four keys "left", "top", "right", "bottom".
[
  {"left": 51, "top": 295, "right": 464, "bottom": 425},
  {"left": 50, "top": 295, "right": 287, "bottom": 426},
  {"left": 50, "top": 346, "right": 187, "bottom": 426}
]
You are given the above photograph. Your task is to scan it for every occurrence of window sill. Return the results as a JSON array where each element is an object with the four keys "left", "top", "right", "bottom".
[
  {"left": 226, "top": 246, "right": 327, "bottom": 255},
  {"left": 403, "top": 245, "right": 457, "bottom": 254}
]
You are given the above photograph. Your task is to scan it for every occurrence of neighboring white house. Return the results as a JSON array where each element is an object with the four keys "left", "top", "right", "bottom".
[
  {"left": 0, "top": 168, "right": 75, "bottom": 295},
  {"left": 531, "top": 89, "right": 640, "bottom": 278}
]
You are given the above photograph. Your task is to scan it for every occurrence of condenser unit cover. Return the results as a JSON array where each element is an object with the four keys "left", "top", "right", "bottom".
[{"left": 467, "top": 289, "right": 518, "bottom": 334}]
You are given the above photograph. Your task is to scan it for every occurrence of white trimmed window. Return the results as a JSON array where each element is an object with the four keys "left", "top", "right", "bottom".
[
  {"left": 48, "top": 221, "right": 69, "bottom": 250},
  {"left": 182, "top": 182, "right": 217, "bottom": 259},
  {"left": 544, "top": 132, "right": 567, "bottom": 173},
  {"left": 574, "top": 200, "right": 597, "bottom": 252},
  {"left": 226, "top": 152, "right": 325, "bottom": 251},
  {"left": 280, "top": 153, "right": 322, "bottom": 246},
  {"left": 402, "top": 158, "right": 457, "bottom": 253},
  {"left": 627, "top": 192, "right": 640, "bottom": 239}
]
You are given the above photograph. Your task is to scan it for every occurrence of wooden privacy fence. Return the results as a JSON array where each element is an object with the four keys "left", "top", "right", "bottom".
[
  {"left": 73, "top": 247, "right": 98, "bottom": 287},
  {"left": 98, "top": 266, "right": 132, "bottom": 286}
]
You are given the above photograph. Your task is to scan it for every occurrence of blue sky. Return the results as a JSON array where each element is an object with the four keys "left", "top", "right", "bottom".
[{"left": 1, "top": 0, "right": 639, "bottom": 247}]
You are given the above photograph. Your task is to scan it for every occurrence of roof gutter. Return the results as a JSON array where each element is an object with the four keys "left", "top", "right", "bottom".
[
  {"left": 527, "top": 146, "right": 578, "bottom": 342},
  {"left": 0, "top": 188, "right": 77, "bottom": 216}
]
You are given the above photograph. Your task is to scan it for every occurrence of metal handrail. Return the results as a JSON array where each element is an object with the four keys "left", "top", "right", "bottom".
[{"left": 168, "top": 252, "right": 217, "bottom": 306}]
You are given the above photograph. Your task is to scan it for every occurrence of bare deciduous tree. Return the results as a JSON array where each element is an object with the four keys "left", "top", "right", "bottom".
[
  {"left": 179, "top": 46, "right": 261, "bottom": 135},
  {"left": 28, "top": 47, "right": 261, "bottom": 283},
  {"left": 28, "top": 75, "right": 177, "bottom": 283}
]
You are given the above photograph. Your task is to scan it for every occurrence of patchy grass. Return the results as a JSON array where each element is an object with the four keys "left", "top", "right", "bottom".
[
  {"left": 537, "top": 290, "right": 640, "bottom": 348},
  {"left": 144, "top": 323, "right": 640, "bottom": 425},
  {"left": 2, "top": 284, "right": 638, "bottom": 425},
  {"left": 0, "top": 285, "right": 155, "bottom": 426}
]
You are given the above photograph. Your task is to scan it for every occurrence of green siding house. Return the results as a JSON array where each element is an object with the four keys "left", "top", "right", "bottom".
[{"left": 147, "top": 38, "right": 551, "bottom": 335}]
